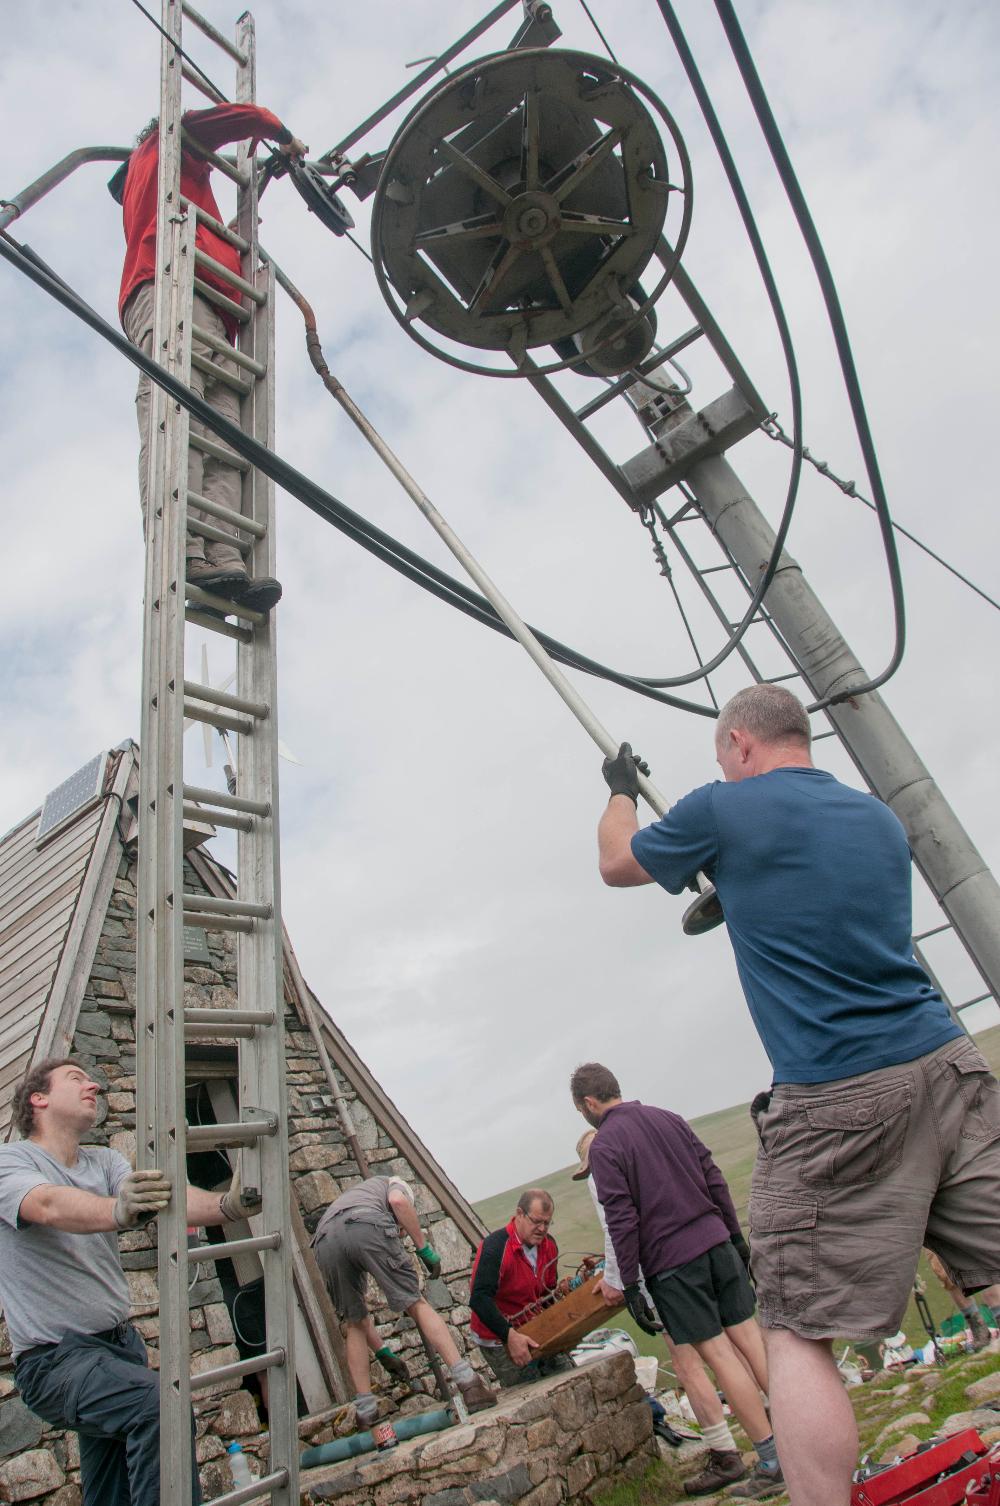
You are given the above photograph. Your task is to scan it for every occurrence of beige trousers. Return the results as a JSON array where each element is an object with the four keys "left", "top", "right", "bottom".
[{"left": 124, "top": 281, "right": 244, "bottom": 569}]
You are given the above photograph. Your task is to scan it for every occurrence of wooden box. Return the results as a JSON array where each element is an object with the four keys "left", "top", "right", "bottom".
[{"left": 517, "top": 1275, "right": 626, "bottom": 1359}]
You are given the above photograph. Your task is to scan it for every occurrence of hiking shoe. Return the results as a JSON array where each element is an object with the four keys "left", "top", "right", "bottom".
[
  {"left": 457, "top": 1373, "right": 498, "bottom": 1413},
  {"left": 186, "top": 564, "right": 249, "bottom": 600},
  {"left": 233, "top": 575, "right": 283, "bottom": 614},
  {"left": 684, "top": 1449, "right": 747, "bottom": 1496},
  {"left": 968, "top": 1309, "right": 991, "bottom": 1350},
  {"left": 724, "top": 1463, "right": 785, "bottom": 1499},
  {"left": 376, "top": 1349, "right": 410, "bottom": 1383}
]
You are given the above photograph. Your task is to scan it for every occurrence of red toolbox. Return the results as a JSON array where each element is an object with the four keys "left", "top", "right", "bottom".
[{"left": 851, "top": 1430, "right": 1000, "bottom": 1505}]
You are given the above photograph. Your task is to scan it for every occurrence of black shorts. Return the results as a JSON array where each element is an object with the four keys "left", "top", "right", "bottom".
[{"left": 646, "top": 1240, "right": 756, "bottom": 1345}]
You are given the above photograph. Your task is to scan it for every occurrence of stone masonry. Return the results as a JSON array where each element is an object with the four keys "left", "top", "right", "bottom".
[{"left": 0, "top": 845, "right": 482, "bottom": 1503}]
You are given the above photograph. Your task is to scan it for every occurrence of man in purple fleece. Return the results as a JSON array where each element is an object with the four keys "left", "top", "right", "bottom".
[{"left": 571, "top": 1062, "right": 782, "bottom": 1501}]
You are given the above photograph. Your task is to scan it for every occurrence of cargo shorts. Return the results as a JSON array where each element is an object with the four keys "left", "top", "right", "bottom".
[
  {"left": 748, "top": 1036, "right": 1000, "bottom": 1340},
  {"left": 313, "top": 1213, "right": 422, "bottom": 1322}
]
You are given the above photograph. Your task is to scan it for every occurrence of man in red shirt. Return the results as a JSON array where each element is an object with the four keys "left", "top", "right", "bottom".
[{"left": 112, "top": 106, "right": 306, "bottom": 612}]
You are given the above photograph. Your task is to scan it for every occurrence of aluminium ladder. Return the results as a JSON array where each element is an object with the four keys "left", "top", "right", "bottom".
[{"left": 135, "top": 4, "right": 298, "bottom": 1502}]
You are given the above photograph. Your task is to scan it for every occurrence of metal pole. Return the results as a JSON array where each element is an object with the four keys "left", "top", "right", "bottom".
[{"left": 685, "top": 451, "right": 1000, "bottom": 1000}]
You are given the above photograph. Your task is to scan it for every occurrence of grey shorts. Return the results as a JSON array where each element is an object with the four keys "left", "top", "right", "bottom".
[
  {"left": 749, "top": 1036, "right": 1000, "bottom": 1340},
  {"left": 313, "top": 1214, "right": 421, "bottom": 1322}
]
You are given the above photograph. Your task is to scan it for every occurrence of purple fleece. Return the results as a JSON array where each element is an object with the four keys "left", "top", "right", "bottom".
[{"left": 587, "top": 1100, "right": 740, "bottom": 1287}]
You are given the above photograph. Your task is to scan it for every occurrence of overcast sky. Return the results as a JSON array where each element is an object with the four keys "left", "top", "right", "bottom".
[{"left": 2, "top": 1, "right": 998, "bottom": 1201}]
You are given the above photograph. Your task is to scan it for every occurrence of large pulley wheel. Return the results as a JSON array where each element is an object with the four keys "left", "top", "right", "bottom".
[{"left": 371, "top": 48, "right": 692, "bottom": 378}]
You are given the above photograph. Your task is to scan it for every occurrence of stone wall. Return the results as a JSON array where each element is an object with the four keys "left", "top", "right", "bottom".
[
  {"left": 0, "top": 845, "right": 482, "bottom": 1502},
  {"left": 300, "top": 1352, "right": 656, "bottom": 1506}
]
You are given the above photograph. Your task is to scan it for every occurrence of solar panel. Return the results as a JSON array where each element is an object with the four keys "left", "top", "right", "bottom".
[{"left": 36, "top": 752, "right": 108, "bottom": 844}]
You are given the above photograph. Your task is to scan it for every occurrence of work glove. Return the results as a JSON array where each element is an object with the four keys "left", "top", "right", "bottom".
[
  {"left": 602, "top": 743, "right": 650, "bottom": 804},
  {"left": 375, "top": 1346, "right": 410, "bottom": 1383},
  {"left": 416, "top": 1243, "right": 441, "bottom": 1277},
  {"left": 623, "top": 1282, "right": 662, "bottom": 1336},
  {"left": 113, "top": 1169, "right": 172, "bottom": 1229},
  {"left": 219, "top": 1167, "right": 263, "bottom": 1222},
  {"left": 731, "top": 1232, "right": 752, "bottom": 1275}
]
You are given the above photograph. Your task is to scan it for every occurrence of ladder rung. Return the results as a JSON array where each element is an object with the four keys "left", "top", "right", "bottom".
[
  {"left": 183, "top": 910, "right": 253, "bottom": 933},
  {"left": 187, "top": 1117, "right": 279, "bottom": 1149},
  {"left": 181, "top": 199, "right": 250, "bottom": 254},
  {"left": 181, "top": 130, "right": 251, "bottom": 189},
  {"left": 698, "top": 563, "right": 736, "bottom": 576},
  {"left": 188, "top": 430, "right": 252, "bottom": 472},
  {"left": 187, "top": 515, "right": 253, "bottom": 554},
  {"left": 182, "top": 784, "right": 270, "bottom": 817},
  {"left": 957, "top": 993, "right": 992, "bottom": 1011},
  {"left": 180, "top": 62, "right": 226, "bottom": 105},
  {"left": 182, "top": 2, "right": 249, "bottom": 65},
  {"left": 185, "top": 1007, "right": 275, "bottom": 1027},
  {"left": 765, "top": 672, "right": 799, "bottom": 684},
  {"left": 812, "top": 729, "right": 837, "bottom": 741},
  {"left": 185, "top": 583, "right": 266, "bottom": 625},
  {"left": 185, "top": 607, "right": 253, "bottom": 643},
  {"left": 191, "top": 1348, "right": 285, "bottom": 1393},
  {"left": 203, "top": 1469, "right": 289, "bottom": 1506},
  {"left": 187, "top": 490, "right": 266, "bottom": 538},
  {"left": 195, "top": 249, "right": 266, "bottom": 306},
  {"left": 183, "top": 680, "right": 269, "bottom": 720},
  {"left": 188, "top": 1232, "right": 282, "bottom": 1263},
  {"left": 182, "top": 800, "right": 252, "bottom": 832},
  {"left": 573, "top": 325, "right": 704, "bottom": 422},
  {"left": 182, "top": 701, "right": 253, "bottom": 737},
  {"left": 183, "top": 894, "right": 273, "bottom": 919},
  {"left": 191, "top": 350, "right": 254, "bottom": 399},
  {"left": 913, "top": 923, "right": 950, "bottom": 943},
  {"left": 191, "top": 324, "right": 266, "bottom": 378},
  {"left": 193, "top": 276, "right": 252, "bottom": 324}
]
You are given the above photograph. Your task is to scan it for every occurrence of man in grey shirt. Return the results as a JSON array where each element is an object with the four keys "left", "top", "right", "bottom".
[{"left": 0, "top": 1057, "right": 253, "bottom": 1506}]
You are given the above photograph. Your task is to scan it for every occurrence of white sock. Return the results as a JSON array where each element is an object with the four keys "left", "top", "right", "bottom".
[{"left": 702, "top": 1419, "right": 738, "bottom": 1452}]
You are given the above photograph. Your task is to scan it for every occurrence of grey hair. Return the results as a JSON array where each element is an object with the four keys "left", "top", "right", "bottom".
[
  {"left": 516, "top": 1188, "right": 554, "bottom": 1216},
  {"left": 715, "top": 684, "right": 811, "bottom": 749}
]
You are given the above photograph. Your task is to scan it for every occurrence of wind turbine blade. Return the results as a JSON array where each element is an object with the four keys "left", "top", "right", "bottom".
[
  {"left": 203, "top": 721, "right": 213, "bottom": 767},
  {"left": 277, "top": 739, "right": 304, "bottom": 766}
]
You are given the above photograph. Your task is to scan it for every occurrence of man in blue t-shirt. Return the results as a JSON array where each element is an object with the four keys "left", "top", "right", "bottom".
[{"left": 596, "top": 684, "right": 1000, "bottom": 1506}]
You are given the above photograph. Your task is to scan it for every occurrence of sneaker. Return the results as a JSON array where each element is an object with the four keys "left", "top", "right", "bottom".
[
  {"left": 457, "top": 1373, "right": 498, "bottom": 1413},
  {"left": 233, "top": 575, "right": 283, "bottom": 614},
  {"left": 968, "top": 1309, "right": 991, "bottom": 1351},
  {"left": 724, "top": 1462, "right": 786, "bottom": 1499},
  {"left": 684, "top": 1449, "right": 748, "bottom": 1496}
]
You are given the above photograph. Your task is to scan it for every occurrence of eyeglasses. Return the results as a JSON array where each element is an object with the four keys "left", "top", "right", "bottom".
[{"left": 524, "top": 1214, "right": 552, "bottom": 1229}]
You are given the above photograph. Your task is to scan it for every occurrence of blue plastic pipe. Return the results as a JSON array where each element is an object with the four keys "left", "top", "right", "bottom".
[{"left": 301, "top": 1408, "right": 453, "bottom": 1468}]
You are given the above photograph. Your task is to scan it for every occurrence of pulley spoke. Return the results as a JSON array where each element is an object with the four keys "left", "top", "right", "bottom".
[
  {"left": 558, "top": 211, "right": 636, "bottom": 236},
  {"left": 467, "top": 240, "right": 523, "bottom": 315},
  {"left": 520, "top": 87, "right": 541, "bottom": 191},
  {"left": 547, "top": 126, "right": 623, "bottom": 204},
  {"left": 436, "top": 138, "right": 512, "bottom": 208},
  {"left": 415, "top": 212, "right": 504, "bottom": 248},
  {"left": 540, "top": 247, "right": 573, "bottom": 311}
]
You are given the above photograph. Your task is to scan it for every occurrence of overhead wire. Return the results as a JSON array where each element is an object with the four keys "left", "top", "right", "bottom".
[{"left": 0, "top": 229, "right": 718, "bottom": 718}]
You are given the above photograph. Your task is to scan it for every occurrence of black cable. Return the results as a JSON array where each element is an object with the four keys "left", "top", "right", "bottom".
[
  {"left": 634, "top": 0, "right": 804, "bottom": 690},
  {"left": 127, "top": 0, "right": 229, "bottom": 106},
  {"left": 0, "top": 231, "right": 717, "bottom": 718},
  {"left": 710, "top": 0, "right": 906, "bottom": 707},
  {"left": 576, "top": 0, "right": 620, "bottom": 63}
]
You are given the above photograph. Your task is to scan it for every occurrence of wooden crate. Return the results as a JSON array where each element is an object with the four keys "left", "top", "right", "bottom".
[{"left": 517, "top": 1275, "right": 626, "bottom": 1359}]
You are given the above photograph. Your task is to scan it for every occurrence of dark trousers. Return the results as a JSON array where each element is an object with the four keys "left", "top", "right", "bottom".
[
  {"left": 15, "top": 1323, "right": 201, "bottom": 1506},
  {"left": 479, "top": 1344, "right": 574, "bottom": 1389}
]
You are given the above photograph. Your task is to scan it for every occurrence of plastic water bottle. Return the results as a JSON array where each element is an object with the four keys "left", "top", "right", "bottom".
[{"left": 227, "top": 1442, "right": 253, "bottom": 1488}]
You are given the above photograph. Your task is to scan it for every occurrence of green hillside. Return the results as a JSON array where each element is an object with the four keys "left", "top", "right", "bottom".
[{"left": 474, "top": 1025, "right": 1000, "bottom": 1371}]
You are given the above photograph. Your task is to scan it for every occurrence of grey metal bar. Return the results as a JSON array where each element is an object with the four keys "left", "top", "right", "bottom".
[
  {"left": 186, "top": 489, "right": 266, "bottom": 536},
  {"left": 181, "top": 129, "right": 251, "bottom": 187},
  {"left": 320, "top": 0, "right": 522, "bottom": 160},
  {"left": 204, "top": 1471, "right": 289, "bottom": 1506},
  {"left": 181, "top": 800, "right": 252, "bottom": 831},
  {"left": 574, "top": 327, "right": 704, "bottom": 422},
  {"left": 913, "top": 924, "right": 951, "bottom": 943},
  {"left": 0, "top": 146, "right": 130, "bottom": 232},
  {"left": 182, "top": 783, "right": 270, "bottom": 816},
  {"left": 187, "top": 1232, "right": 282, "bottom": 1262},
  {"left": 190, "top": 324, "right": 265, "bottom": 377},
  {"left": 188, "top": 430, "right": 252, "bottom": 471},
  {"left": 184, "top": 584, "right": 264, "bottom": 625},
  {"left": 193, "top": 275, "right": 251, "bottom": 323},
  {"left": 184, "top": 607, "right": 252, "bottom": 643},
  {"left": 182, "top": 701, "right": 253, "bottom": 736},
  {"left": 195, "top": 248, "right": 267, "bottom": 305},
  {"left": 181, "top": 1, "right": 249, "bottom": 64},
  {"left": 182, "top": 894, "right": 272, "bottom": 918},
  {"left": 189, "top": 1348, "right": 285, "bottom": 1391},
  {"left": 183, "top": 679, "right": 269, "bottom": 719},
  {"left": 184, "top": 1020, "right": 259, "bottom": 1037},
  {"left": 190, "top": 350, "right": 253, "bottom": 397},
  {"left": 182, "top": 911, "right": 253, "bottom": 933},
  {"left": 185, "top": 1007, "right": 275, "bottom": 1025},
  {"left": 181, "top": 198, "right": 250, "bottom": 252},
  {"left": 186, "top": 1117, "right": 278, "bottom": 1148},
  {"left": 186, "top": 513, "right": 253, "bottom": 552},
  {"left": 956, "top": 993, "right": 992, "bottom": 1012},
  {"left": 181, "top": 62, "right": 226, "bottom": 104}
]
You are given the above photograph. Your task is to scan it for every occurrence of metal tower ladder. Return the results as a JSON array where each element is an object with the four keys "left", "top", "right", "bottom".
[{"left": 135, "top": 4, "right": 297, "bottom": 1502}]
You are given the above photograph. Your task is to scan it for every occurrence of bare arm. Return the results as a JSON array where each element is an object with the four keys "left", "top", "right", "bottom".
[
  {"left": 186, "top": 1185, "right": 232, "bottom": 1228},
  {"left": 19, "top": 1184, "right": 118, "bottom": 1233},
  {"left": 388, "top": 1190, "right": 424, "bottom": 1246},
  {"left": 598, "top": 797, "right": 655, "bottom": 887}
]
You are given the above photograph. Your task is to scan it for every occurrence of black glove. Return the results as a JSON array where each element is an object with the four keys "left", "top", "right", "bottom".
[
  {"left": 602, "top": 743, "right": 650, "bottom": 804},
  {"left": 623, "top": 1282, "right": 662, "bottom": 1336},
  {"left": 731, "top": 1232, "right": 752, "bottom": 1275}
]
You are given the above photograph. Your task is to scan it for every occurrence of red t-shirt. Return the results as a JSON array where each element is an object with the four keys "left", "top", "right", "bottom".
[{"left": 118, "top": 104, "right": 288, "bottom": 339}]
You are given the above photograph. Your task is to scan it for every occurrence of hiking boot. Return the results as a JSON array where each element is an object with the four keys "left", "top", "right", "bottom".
[
  {"left": 233, "top": 575, "right": 283, "bottom": 614},
  {"left": 968, "top": 1308, "right": 991, "bottom": 1351},
  {"left": 186, "top": 563, "right": 249, "bottom": 601},
  {"left": 457, "top": 1373, "right": 498, "bottom": 1413},
  {"left": 683, "top": 1449, "right": 747, "bottom": 1496},
  {"left": 724, "top": 1462, "right": 786, "bottom": 1499}
]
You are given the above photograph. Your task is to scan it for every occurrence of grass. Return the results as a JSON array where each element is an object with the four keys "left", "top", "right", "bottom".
[{"left": 474, "top": 1024, "right": 1000, "bottom": 1362}]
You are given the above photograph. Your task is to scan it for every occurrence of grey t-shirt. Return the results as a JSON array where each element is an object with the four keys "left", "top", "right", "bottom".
[
  {"left": 0, "top": 1142, "right": 131, "bottom": 1356},
  {"left": 313, "top": 1175, "right": 413, "bottom": 1241}
]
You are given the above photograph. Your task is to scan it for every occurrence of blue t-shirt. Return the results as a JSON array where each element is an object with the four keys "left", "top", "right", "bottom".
[{"left": 631, "top": 767, "right": 960, "bottom": 1084}]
